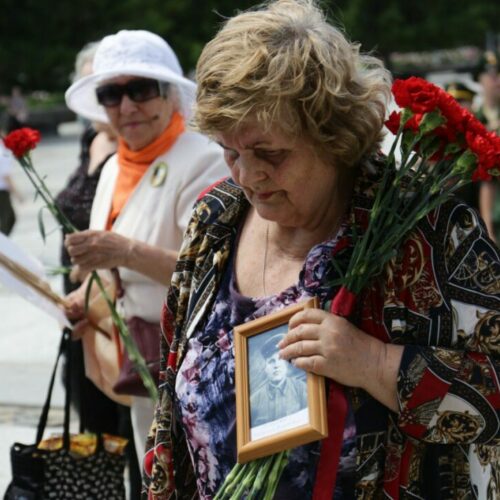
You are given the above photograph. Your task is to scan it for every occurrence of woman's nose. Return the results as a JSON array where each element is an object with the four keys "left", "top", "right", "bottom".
[
  {"left": 237, "top": 157, "right": 267, "bottom": 185},
  {"left": 119, "top": 94, "right": 138, "bottom": 114}
]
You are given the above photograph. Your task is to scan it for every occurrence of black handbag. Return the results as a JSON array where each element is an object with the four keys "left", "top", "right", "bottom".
[{"left": 3, "top": 331, "right": 126, "bottom": 500}]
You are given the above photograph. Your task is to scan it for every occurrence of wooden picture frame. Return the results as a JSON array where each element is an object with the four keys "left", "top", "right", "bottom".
[{"left": 234, "top": 297, "right": 328, "bottom": 463}]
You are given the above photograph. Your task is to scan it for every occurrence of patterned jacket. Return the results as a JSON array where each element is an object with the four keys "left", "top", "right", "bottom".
[{"left": 143, "top": 157, "right": 500, "bottom": 499}]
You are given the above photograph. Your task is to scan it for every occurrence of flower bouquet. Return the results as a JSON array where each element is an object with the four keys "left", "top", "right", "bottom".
[
  {"left": 215, "top": 76, "right": 500, "bottom": 499},
  {"left": 2, "top": 128, "right": 158, "bottom": 401}
]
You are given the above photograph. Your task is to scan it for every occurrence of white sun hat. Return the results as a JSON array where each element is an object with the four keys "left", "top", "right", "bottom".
[{"left": 65, "top": 30, "right": 196, "bottom": 123}]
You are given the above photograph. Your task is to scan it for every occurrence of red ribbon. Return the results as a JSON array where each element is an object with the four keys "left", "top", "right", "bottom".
[
  {"left": 312, "top": 286, "right": 356, "bottom": 500},
  {"left": 330, "top": 286, "right": 357, "bottom": 318}
]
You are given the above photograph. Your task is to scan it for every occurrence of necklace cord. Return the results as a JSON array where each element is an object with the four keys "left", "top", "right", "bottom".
[{"left": 262, "top": 224, "right": 269, "bottom": 296}]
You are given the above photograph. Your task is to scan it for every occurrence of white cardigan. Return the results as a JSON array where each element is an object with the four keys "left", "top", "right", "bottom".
[{"left": 90, "top": 130, "right": 227, "bottom": 322}]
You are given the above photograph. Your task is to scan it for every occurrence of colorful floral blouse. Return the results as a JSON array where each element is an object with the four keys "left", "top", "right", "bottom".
[
  {"left": 143, "top": 156, "right": 500, "bottom": 500},
  {"left": 174, "top": 230, "right": 357, "bottom": 499}
]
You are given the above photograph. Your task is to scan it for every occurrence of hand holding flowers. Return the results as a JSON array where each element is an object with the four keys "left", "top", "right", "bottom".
[{"left": 2, "top": 127, "right": 158, "bottom": 401}]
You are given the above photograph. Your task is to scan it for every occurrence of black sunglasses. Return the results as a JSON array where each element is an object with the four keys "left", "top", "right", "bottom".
[{"left": 95, "top": 78, "right": 169, "bottom": 107}]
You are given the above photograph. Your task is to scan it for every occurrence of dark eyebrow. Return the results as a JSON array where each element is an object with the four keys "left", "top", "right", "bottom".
[{"left": 216, "top": 140, "right": 272, "bottom": 150}]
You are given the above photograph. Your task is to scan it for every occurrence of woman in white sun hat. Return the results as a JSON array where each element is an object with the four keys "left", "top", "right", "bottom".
[{"left": 63, "top": 29, "right": 227, "bottom": 461}]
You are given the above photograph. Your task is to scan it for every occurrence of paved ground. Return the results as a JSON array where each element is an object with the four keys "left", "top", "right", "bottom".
[{"left": 0, "top": 128, "right": 81, "bottom": 491}]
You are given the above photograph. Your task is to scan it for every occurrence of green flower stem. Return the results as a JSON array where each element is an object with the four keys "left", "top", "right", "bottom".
[
  {"left": 16, "top": 153, "right": 158, "bottom": 402},
  {"left": 231, "top": 460, "right": 260, "bottom": 499},
  {"left": 335, "top": 132, "right": 475, "bottom": 297},
  {"left": 263, "top": 451, "right": 289, "bottom": 500},
  {"left": 215, "top": 462, "right": 249, "bottom": 499},
  {"left": 91, "top": 273, "right": 158, "bottom": 402},
  {"left": 21, "top": 155, "right": 76, "bottom": 232},
  {"left": 344, "top": 136, "right": 422, "bottom": 293},
  {"left": 247, "top": 456, "right": 275, "bottom": 500},
  {"left": 213, "top": 463, "right": 243, "bottom": 500}
]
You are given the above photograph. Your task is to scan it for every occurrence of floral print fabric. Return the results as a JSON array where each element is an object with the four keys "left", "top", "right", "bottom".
[{"left": 175, "top": 230, "right": 356, "bottom": 499}]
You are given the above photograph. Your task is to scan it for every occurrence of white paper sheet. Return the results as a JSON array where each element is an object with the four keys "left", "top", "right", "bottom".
[{"left": 0, "top": 232, "right": 70, "bottom": 327}]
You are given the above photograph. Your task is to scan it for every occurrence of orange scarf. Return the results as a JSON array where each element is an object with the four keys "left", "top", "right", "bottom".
[{"left": 106, "top": 112, "right": 185, "bottom": 229}]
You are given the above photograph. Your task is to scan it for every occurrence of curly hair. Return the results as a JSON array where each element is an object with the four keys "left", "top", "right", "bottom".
[{"left": 195, "top": 0, "right": 391, "bottom": 168}]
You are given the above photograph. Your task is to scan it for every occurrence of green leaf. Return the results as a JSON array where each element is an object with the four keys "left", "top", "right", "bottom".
[
  {"left": 37, "top": 207, "right": 47, "bottom": 243},
  {"left": 46, "top": 265, "right": 72, "bottom": 276},
  {"left": 84, "top": 272, "right": 97, "bottom": 314}
]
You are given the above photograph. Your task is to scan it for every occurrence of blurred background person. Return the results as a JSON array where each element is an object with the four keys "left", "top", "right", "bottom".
[
  {"left": 475, "top": 50, "right": 500, "bottom": 133},
  {"left": 6, "top": 86, "right": 28, "bottom": 133},
  {"left": 0, "top": 141, "right": 21, "bottom": 235},
  {"left": 54, "top": 40, "right": 142, "bottom": 498},
  {"left": 63, "top": 29, "right": 227, "bottom": 462},
  {"left": 445, "top": 81, "right": 477, "bottom": 111},
  {"left": 474, "top": 51, "right": 500, "bottom": 242}
]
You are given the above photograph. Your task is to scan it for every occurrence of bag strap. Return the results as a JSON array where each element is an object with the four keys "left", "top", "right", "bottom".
[
  {"left": 63, "top": 330, "right": 72, "bottom": 449},
  {"left": 36, "top": 330, "right": 72, "bottom": 448}
]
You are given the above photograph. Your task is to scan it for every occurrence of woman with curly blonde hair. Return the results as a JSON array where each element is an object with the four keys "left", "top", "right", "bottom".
[{"left": 144, "top": 1, "right": 500, "bottom": 499}]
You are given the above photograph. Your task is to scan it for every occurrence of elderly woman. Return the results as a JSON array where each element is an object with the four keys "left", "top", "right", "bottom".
[
  {"left": 63, "top": 29, "right": 227, "bottom": 458},
  {"left": 144, "top": 2, "right": 500, "bottom": 499}
]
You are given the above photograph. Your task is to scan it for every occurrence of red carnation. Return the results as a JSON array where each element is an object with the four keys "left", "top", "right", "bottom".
[
  {"left": 384, "top": 111, "right": 401, "bottom": 134},
  {"left": 384, "top": 111, "right": 423, "bottom": 136},
  {"left": 464, "top": 113, "right": 489, "bottom": 137},
  {"left": 466, "top": 131, "right": 498, "bottom": 171},
  {"left": 437, "top": 93, "right": 468, "bottom": 133},
  {"left": 472, "top": 164, "right": 493, "bottom": 182},
  {"left": 392, "top": 77, "right": 439, "bottom": 114},
  {"left": 405, "top": 114, "right": 423, "bottom": 132},
  {"left": 3, "top": 127, "right": 41, "bottom": 158}
]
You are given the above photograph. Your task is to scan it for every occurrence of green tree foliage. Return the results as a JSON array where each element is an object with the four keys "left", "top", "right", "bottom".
[
  {"left": 1, "top": 0, "right": 498, "bottom": 93},
  {"left": 330, "top": 0, "right": 498, "bottom": 56},
  {"left": 1, "top": 0, "right": 255, "bottom": 93}
]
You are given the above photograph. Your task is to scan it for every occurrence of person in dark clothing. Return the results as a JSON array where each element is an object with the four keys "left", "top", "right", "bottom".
[
  {"left": 6, "top": 86, "right": 28, "bottom": 133},
  {"left": 0, "top": 143, "right": 17, "bottom": 235}
]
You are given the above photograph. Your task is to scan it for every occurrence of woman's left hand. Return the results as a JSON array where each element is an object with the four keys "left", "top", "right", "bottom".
[
  {"left": 65, "top": 230, "right": 132, "bottom": 275},
  {"left": 279, "top": 308, "right": 403, "bottom": 412}
]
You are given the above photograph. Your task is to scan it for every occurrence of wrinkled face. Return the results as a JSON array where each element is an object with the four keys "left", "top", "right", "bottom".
[
  {"left": 100, "top": 76, "right": 174, "bottom": 151},
  {"left": 264, "top": 352, "right": 288, "bottom": 384},
  {"left": 215, "top": 121, "right": 340, "bottom": 229}
]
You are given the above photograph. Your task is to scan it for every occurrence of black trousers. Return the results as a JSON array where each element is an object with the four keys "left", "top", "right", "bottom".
[{"left": 0, "top": 190, "right": 16, "bottom": 235}]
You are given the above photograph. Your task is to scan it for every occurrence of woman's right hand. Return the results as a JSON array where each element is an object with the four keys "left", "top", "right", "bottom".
[
  {"left": 64, "top": 286, "right": 92, "bottom": 340},
  {"left": 279, "top": 308, "right": 403, "bottom": 412},
  {"left": 64, "top": 287, "right": 86, "bottom": 321}
]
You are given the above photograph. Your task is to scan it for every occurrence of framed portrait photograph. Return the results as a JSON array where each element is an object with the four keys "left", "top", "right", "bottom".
[{"left": 234, "top": 297, "right": 328, "bottom": 463}]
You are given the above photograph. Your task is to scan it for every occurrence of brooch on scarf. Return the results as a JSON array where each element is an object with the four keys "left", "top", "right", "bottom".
[{"left": 150, "top": 162, "right": 168, "bottom": 187}]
